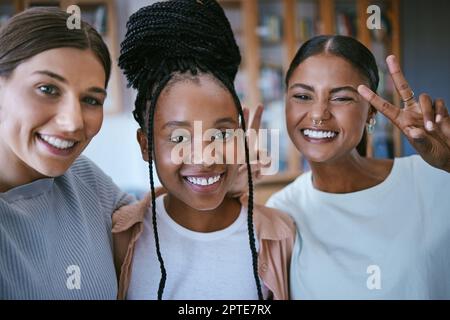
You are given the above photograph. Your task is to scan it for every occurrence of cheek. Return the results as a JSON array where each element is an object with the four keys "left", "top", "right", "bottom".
[
  {"left": 84, "top": 109, "right": 103, "bottom": 138},
  {"left": 333, "top": 105, "right": 368, "bottom": 143},
  {"left": 153, "top": 141, "right": 181, "bottom": 178},
  {"left": 285, "top": 101, "right": 305, "bottom": 134}
]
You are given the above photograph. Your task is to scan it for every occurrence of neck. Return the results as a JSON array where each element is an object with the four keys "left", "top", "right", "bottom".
[
  {"left": 308, "top": 149, "right": 394, "bottom": 193},
  {"left": 0, "top": 145, "right": 42, "bottom": 193},
  {"left": 164, "top": 194, "right": 241, "bottom": 233}
]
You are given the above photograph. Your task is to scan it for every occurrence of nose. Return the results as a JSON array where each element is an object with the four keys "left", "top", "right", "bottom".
[
  {"left": 54, "top": 95, "right": 84, "bottom": 132},
  {"left": 187, "top": 135, "right": 224, "bottom": 167},
  {"left": 310, "top": 100, "right": 331, "bottom": 123}
]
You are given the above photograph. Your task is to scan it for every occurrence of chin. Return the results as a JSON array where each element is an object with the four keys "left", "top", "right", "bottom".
[
  {"left": 302, "top": 148, "right": 339, "bottom": 164},
  {"left": 187, "top": 196, "right": 226, "bottom": 212}
]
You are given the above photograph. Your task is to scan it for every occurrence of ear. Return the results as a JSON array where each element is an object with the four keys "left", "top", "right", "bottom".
[{"left": 136, "top": 129, "right": 149, "bottom": 162}]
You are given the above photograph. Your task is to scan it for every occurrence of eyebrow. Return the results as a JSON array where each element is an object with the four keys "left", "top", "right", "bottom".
[
  {"left": 214, "top": 117, "right": 238, "bottom": 126},
  {"left": 33, "top": 70, "right": 107, "bottom": 96},
  {"left": 162, "top": 117, "right": 238, "bottom": 130},
  {"left": 289, "top": 83, "right": 314, "bottom": 91},
  {"left": 162, "top": 121, "right": 191, "bottom": 130},
  {"left": 34, "top": 70, "right": 67, "bottom": 83},
  {"left": 289, "top": 83, "right": 358, "bottom": 94},
  {"left": 330, "top": 86, "right": 358, "bottom": 94}
]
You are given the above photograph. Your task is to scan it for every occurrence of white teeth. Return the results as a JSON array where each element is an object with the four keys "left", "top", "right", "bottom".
[
  {"left": 303, "top": 129, "right": 337, "bottom": 139},
  {"left": 39, "top": 134, "right": 76, "bottom": 149},
  {"left": 186, "top": 175, "right": 221, "bottom": 186}
]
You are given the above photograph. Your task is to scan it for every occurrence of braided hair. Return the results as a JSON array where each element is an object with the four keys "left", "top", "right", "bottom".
[{"left": 119, "top": 0, "right": 263, "bottom": 300}]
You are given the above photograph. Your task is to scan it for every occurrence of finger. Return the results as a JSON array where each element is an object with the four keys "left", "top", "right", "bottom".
[
  {"left": 404, "top": 126, "right": 427, "bottom": 140},
  {"left": 435, "top": 99, "right": 449, "bottom": 123},
  {"left": 238, "top": 164, "right": 247, "bottom": 173},
  {"left": 418, "top": 94, "right": 435, "bottom": 131},
  {"left": 358, "top": 85, "right": 401, "bottom": 126},
  {"left": 431, "top": 99, "right": 450, "bottom": 146},
  {"left": 250, "top": 104, "right": 264, "bottom": 132},
  {"left": 386, "top": 55, "right": 416, "bottom": 107},
  {"left": 404, "top": 126, "right": 436, "bottom": 155}
]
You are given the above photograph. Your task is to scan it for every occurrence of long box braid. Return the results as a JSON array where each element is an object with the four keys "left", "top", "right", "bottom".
[{"left": 119, "top": 0, "right": 263, "bottom": 300}]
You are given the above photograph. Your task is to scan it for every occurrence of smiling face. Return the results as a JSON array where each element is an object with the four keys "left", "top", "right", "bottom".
[
  {"left": 0, "top": 48, "right": 106, "bottom": 189},
  {"left": 138, "top": 73, "right": 240, "bottom": 212},
  {"left": 286, "top": 53, "right": 374, "bottom": 163}
]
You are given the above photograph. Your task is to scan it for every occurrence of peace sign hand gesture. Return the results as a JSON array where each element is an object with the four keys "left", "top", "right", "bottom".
[
  {"left": 227, "top": 105, "right": 268, "bottom": 198},
  {"left": 358, "top": 55, "right": 450, "bottom": 173}
]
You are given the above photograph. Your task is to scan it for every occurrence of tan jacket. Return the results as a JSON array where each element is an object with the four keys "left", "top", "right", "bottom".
[{"left": 112, "top": 188, "right": 296, "bottom": 300}]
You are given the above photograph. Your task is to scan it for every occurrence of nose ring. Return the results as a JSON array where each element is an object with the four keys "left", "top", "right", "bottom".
[{"left": 312, "top": 119, "right": 323, "bottom": 126}]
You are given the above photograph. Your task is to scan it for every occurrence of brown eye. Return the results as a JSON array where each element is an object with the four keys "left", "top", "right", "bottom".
[
  {"left": 211, "top": 131, "right": 232, "bottom": 141},
  {"left": 170, "top": 135, "right": 189, "bottom": 143},
  {"left": 293, "top": 94, "right": 311, "bottom": 101}
]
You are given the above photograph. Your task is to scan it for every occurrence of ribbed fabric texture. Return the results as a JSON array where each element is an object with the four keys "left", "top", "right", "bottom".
[{"left": 0, "top": 156, "right": 134, "bottom": 300}]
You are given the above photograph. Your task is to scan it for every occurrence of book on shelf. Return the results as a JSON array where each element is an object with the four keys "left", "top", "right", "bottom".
[
  {"left": 0, "top": 2, "right": 14, "bottom": 29},
  {"left": 336, "top": 12, "right": 356, "bottom": 37},
  {"left": 0, "top": 14, "right": 11, "bottom": 28},
  {"left": 297, "top": 17, "right": 316, "bottom": 42},
  {"left": 258, "top": 14, "right": 282, "bottom": 43},
  {"left": 259, "top": 66, "right": 283, "bottom": 103},
  {"left": 80, "top": 5, "right": 108, "bottom": 35}
]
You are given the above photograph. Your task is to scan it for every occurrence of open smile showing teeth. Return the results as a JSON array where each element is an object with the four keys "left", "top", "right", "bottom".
[
  {"left": 302, "top": 129, "right": 338, "bottom": 139},
  {"left": 38, "top": 134, "right": 77, "bottom": 150},
  {"left": 185, "top": 174, "right": 222, "bottom": 186}
]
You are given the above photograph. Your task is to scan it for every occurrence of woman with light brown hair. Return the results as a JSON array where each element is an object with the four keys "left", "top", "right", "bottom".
[{"left": 0, "top": 7, "right": 133, "bottom": 299}]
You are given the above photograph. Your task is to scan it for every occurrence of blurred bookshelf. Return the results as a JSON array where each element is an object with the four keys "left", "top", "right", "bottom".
[
  {"left": 219, "top": 0, "right": 401, "bottom": 204},
  {"left": 0, "top": 1, "right": 22, "bottom": 28},
  {"left": 0, "top": 0, "right": 122, "bottom": 115}
]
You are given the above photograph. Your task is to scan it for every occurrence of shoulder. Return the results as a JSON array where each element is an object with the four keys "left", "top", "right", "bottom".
[
  {"left": 112, "top": 188, "right": 166, "bottom": 233},
  {"left": 396, "top": 155, "right": 450, "bottom": 184},
  {"left": 65, "top": 155, "right": 135, "bottom": 212},
  {"left": 266, "top": 171, "right": 311, "bottom": 213},
  {"left": 68, "top": 155, "right": 109, "bottom": 185},
  {"left": 251, "top": 202, "right": 296, "bottom": 242}
]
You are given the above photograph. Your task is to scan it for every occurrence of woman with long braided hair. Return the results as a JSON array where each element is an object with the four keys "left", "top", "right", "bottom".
[{"left": 112, "top": 0, "right": 295, "bottom": 300}]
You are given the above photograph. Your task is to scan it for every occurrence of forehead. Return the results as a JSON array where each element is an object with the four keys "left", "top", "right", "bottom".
[
  {"left": 155, "top": 74, "right": 239, "bottom": 123},
  {"left": 289, "top": 53, "right": 367, "bottom": 87},
  {"left": 11, "top": 47, "right": 106, "bottom": 87}
]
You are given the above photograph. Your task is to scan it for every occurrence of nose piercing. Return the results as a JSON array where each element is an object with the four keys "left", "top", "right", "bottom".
[{"left": 312, "top": 119, "right": 323, "bottom": 126}]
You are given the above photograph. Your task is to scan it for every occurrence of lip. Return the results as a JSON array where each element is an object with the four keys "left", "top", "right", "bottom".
[
  {"left": 36, "top": 133, "right": 80, "bottom": 157},
  {"left": 182, "top": 172, "right": 226, "bottom": 194},
  {"left": 300, "top": 127, "right": 339, "bottom": 144}
]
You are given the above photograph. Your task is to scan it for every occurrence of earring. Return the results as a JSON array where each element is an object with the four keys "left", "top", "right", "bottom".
[{"left": 367, "top": 117, "right": 376, "bottom": 134}]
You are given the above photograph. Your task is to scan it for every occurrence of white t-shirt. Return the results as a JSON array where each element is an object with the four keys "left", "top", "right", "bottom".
[
  {"left": 267, "top": 155, "right": 450, "bottom": 299},
  {"left": 127, "top": 195, "right": 269, "bottom": 300}
]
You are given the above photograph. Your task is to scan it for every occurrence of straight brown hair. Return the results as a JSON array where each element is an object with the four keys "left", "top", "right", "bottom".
[{"left": 0, "top": 7, "right": 111, "bottom": 87}]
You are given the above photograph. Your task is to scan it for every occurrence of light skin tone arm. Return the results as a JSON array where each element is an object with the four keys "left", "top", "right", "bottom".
[{"left": 358, "top": 55, "right": 450, "bottom": 173}]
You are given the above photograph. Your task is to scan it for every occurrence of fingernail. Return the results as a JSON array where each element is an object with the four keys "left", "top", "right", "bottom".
[
  {"left": 426, "top": 120, "right": 434, "bottom": 131},
  {"left": 436, "top": 115, "right": 442, "bottom": 123}
]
